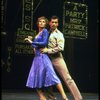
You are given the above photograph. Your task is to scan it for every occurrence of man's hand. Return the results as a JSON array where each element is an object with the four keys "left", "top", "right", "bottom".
[{"left": 40, "top": 48, "right": 48, "bottom": 53}]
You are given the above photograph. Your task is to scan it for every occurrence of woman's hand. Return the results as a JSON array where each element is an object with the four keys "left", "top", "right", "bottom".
[
  {"left": 28, "top": 36, "right": 33, "bottom": 40},
  {"left": 24, "top": 38, "right": 32, "bottom": 43}
]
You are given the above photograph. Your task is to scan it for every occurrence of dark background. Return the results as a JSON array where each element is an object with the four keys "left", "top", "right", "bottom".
[{"left": 1, "top": 0, "right": 99, "bottom": 93}]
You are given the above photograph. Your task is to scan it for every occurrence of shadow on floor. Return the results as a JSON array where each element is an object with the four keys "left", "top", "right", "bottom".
[{"left": 2, "top": 90, "right": 99, "bottom": 100}]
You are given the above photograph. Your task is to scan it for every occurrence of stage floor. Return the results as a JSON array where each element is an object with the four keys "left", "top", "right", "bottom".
[{"left": 2, "top": 90, "right": 99, "bottom": 100}]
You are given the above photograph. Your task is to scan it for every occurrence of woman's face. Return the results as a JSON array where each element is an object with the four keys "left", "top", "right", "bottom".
[{"left": 38, "top": 19, "right": 46, "bottom": 28}]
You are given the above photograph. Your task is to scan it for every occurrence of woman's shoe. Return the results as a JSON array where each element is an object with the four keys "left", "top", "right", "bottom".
[
  {"left": 62, "top": 96, "right": 68, "bottom": 100},
  {"left": 40, "top": 97, "right": 47, "bottom": 100},
  {"left": 48, "top": 95, "right": 57, "bottom": 100}
]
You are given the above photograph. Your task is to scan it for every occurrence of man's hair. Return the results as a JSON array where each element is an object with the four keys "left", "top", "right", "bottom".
[{"left": 50, "top": 15, "right": 59, "bottom": 21}]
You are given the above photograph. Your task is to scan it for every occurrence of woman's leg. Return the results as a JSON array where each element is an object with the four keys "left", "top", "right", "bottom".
[
  {"left": 47, "top": 86, "right": 57, "bottom": 100},
  {"left": 56, "top": 83, "right": 68, "bottom": 100},
  {"left": 36, "top": 88, "right": 47, "bottom": 100}
]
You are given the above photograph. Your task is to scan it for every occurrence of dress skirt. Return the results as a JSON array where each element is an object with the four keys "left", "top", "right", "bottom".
[{"left": 26, "top": 53, "right": 61, "bottom": 88}]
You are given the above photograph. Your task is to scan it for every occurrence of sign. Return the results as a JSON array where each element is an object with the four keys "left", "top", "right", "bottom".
[
  {"left": 14, "top": 0, "right": 35, "bottom": 55},
  {"left": 63, "top": 1, "right": 88, "bottom": 39},
  {"left": 22, "top": 0, "right": 34, "bottom": 30},
  {"left": 14, "top": 28, "right": 36, "bottom": 55},
  {"left": 1, "top": 0, "right": 7, "bottom": 31}
]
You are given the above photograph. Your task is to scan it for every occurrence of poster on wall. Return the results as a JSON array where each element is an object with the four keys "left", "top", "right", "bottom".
[
  {"left": 63, "top": 1, "right": 88, "bottom": 39},
  {"left": 14, "top": 28, "right": 36, "bottom": 55},
  {"left": 14, "top": 0, "right": 35, "bottom": 55}
]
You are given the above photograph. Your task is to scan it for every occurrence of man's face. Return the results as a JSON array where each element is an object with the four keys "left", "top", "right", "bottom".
[{"left": 49, "top": 19, "right": 58, "bottom": 30}]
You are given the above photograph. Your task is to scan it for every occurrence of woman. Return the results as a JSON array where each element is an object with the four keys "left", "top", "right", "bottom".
[{"left": 24, "top": 16, "right": 68, "bottom": 100}]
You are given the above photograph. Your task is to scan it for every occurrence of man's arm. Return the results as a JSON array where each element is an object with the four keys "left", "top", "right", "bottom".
[
  {"left": 41, "top": 33, "right": 65, "bottom": 54},
  {"left": 47, "top": 40, "right": 64, "bottom": 54}
]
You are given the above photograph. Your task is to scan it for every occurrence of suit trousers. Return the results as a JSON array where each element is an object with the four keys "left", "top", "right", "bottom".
[{"left": 48, "top": 52, "right": 83, "bottom": 100}]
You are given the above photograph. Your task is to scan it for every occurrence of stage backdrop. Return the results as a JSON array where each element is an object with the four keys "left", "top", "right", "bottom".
[{"left": 1, "top": 0, "right": 98, "bottom": 93}]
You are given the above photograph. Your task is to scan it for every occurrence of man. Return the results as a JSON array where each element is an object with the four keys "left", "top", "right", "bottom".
[{"left": 41, "top": 16, "right": 83, "bottom": 100}]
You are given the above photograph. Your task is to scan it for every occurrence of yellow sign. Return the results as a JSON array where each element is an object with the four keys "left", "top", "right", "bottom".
[
  {"left": 15, "top": 29, "right": 36, "bottom": 55},
  {"left": 63, "top": 2, "right": 88, "bottom": 39}
]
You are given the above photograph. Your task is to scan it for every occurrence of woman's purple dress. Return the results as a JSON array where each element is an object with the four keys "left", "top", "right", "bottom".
[{"left": 26, "top": 28, "right": 61, "bottom": 88}]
